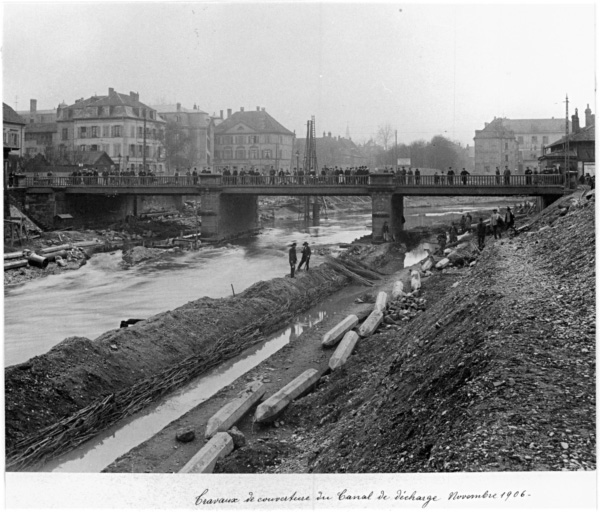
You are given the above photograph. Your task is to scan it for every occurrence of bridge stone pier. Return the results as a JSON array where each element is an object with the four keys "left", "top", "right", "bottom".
[
  {"left": 371, "top": 192, "right": 404, "bottom": 242},
  {"left": 199, "top": 191, "right": 259, "bottom": 240}
]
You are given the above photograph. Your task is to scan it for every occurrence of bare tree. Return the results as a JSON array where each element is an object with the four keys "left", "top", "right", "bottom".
[{"left": 376, "top": 123, "right": 394, "bottom": 151}]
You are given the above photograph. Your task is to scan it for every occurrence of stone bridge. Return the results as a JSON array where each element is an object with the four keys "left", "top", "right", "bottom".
[{"left": 19, "top": 173, "right": 566, "bottom": 241}]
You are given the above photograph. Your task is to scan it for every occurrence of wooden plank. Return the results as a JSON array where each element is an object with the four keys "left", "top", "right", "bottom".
[
  {"left": 357, "top": 310, "right": 384, "bottom": 338},
  {"left": 205, "top": 381, "right": 266, "bottom": 439},
  {"left": 329, "top": 331, "right": 360, "bottom": 371},
  {"left": 321, "top": 314, "right": 358, "bottom": 347},
  {"left": 254, "top": 369, "right": 322, "bottom": 423},
  {"left": 178, "top": 432, "right": 234, "bottom": 474}
]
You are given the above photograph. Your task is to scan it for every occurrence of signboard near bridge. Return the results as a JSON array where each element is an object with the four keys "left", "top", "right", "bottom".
[{"left": 397, "top": 158, "right": 411, "bottom": 166}]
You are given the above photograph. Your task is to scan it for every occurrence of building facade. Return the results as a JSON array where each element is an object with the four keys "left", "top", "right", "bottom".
[
  {"left": 213, "top": 107, "right": 295, "bottom": 173},
  {"left": 3, "top": 103, "right": 25, "bottom": 158},
  {"left": 474, "top": 117, "right": 567, "bottom": 173},
  {"left": 17, "top": 99, "right": 58, "bottom": 125},
  {"left": 152, "top": 103, "right": 214, "bottom": 171},
  {"left": 23, "top": 122, "right": 57, "bottom": 159},
  {"left": 539, "top": 106, "right": 595, "bottom": 176},
  {"left": 294, "top": 132, "right": 369, "bottom": 169},
  {"left": 56, "top": 88, "right": 166, "bottom": 173}
]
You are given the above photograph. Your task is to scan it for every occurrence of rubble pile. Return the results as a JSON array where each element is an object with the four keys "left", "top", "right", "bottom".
[
  {"left": 381, "top": 293, "right": 426, "bottom": 328},
  {"left": 264, "top": 189, "right": 595, "bottom": 474}
]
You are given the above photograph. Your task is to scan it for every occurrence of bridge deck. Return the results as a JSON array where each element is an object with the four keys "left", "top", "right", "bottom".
[{"left": 21, "top": 174, "right": 566, "bottom": 197}]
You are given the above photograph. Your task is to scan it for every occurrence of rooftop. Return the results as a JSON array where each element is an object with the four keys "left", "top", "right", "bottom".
[
  {"left": 3, "top": 103, "right": 26, "bottom": 125},
  {"left": 216, "top": 109, "right": 294, "bottom": 136}
]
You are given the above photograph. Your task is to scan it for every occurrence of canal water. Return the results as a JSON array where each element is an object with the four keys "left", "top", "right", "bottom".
[{"left": 5, "top": 201, "right": 498, "bottom": 473}]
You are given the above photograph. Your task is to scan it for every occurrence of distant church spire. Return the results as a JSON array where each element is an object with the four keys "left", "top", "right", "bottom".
[{"left": 345, "top": 122, "right": 350, "bottom": 139}]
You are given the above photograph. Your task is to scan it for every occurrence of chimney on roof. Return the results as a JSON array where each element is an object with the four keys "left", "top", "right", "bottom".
[
  {"left": 240, "top": 107, "right": 244, "bottom": 112},
  {"left": 261, "top": 107, "right": 265, "bottom": 112},
  {"left": 109, "top": 87, "right": 114, "bottom": 95},
  {"left": 323, "top": 131, "right": 326, "bottom": 137},
  {"left": 257, "top": 106, "right": 260, "bottom": 111},
  {"left": 130, "top": 91, "right": 139, "bottom": 102},
  {"left": 176, "top": 102, "right": 181, "bottom": 112},
  {"left": 572, "top": 108, "right": 580, "bottom": 133},
  {"left": 585, "top": 104, "right": 593, "bottom": 127},
  {"left": 328, "top": 132, "right": 332, "bottom": 138},
  {"left": 484, "top": 122, "right": 489, "bottom": 127},
  {"left": 227, "top": 108, "right": 232, "bottom": 118},
  {"left": 30, "top": 99, "right": 37, "bottom": 114},
  {"left": 220, "top": 110, "right": 223, "bottom": 119}
]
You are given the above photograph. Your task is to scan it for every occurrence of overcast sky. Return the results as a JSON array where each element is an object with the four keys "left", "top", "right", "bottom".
[{"left": 3, "top": 2, "right": 596, "bottom": 146}]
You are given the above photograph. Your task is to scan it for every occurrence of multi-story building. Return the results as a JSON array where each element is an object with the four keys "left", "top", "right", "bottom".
[
  {"left": 3, "top": 103, "right": 26, "bottom": 178},
  {"left": 213, "top": 107, "right": 295, "bottom": 172},
  {"left": 23, "top": 122, "right": 57, "bottom": 159},
  {"left": 474, "top": 116, "right": 566, "bottom": 173},
  {"left": 294, "top": 131, "right": 369, "bottom": 169},
  {"left": 152, "top": 103, "right": 214, "bottom": 171},
  {"left": 17, "top": 99, "right": 57, "bottom": 125},
  {"left": 56, "top": 88, "right": 165, "bottom": 173}
]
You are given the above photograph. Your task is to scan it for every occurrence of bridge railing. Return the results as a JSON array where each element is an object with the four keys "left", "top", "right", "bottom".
[{"left": 23, "top": 173, "right": 564, "bottom": 188}]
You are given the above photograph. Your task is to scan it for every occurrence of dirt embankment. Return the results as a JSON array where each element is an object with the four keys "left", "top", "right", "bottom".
[
  {"left": 210, "top": 190, "right": 595, "bottom": 473},
  {"left": 5, "top": 244, "right": 399, "bottom": 471}
]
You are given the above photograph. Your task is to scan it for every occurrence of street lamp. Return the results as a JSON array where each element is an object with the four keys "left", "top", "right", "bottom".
[{"left": 295, "top": 150, "right": 300, "bottom": 172}]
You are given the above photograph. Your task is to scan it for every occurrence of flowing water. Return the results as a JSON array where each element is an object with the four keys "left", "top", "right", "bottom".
[{"left": 5, "top": 202, "right": 494, "bottom": 472}]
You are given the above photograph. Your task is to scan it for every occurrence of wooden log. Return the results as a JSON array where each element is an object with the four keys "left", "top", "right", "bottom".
[
  {"left": 41, "top": 244, "right": 71, "bottom": 253},
  {"left": 73, "top": 240, "right": 101, "bottom": 248},
  {"left": 254, "top": 369, "right": 322, "bottom": 423},
  {"left": 321, "top": 314, "right": 358, "bottom": 347},
  {"left": 329, "top": 331, "right": 360, "bottom": 371},
  {"left": 421, "top": 259, "right": 433, "bottom": 272},
  {"left": 357, "top": 310, "right": 384, "bottom": 338},
  {"left": 4, "top": 259, "right": 28, "bottom": 271},
  {"left": 374, "top": 291, "right": 388, "bottom": 312},
  {"left": 205, "top": 381, "right": 266, "bottom": 439},
  {"left": 391, "top": 281, "right": 404, "bottom": 299},
  {"left": 4, "top": 251, "right": 25, "bottom": 260},
  {"left": 178, "top": 432, "right": 234, "bottom": 474}
]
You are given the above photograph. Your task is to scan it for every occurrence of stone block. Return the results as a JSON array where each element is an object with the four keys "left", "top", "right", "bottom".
[
  {"left": 329, "top": 331, "right": 360, "bottom": 371},
  {"left": 357, "top": 310, "right": 384, "bottom": 337},
  {"left": 178, "top": 432, "right": 234, "bottom": 474},
  {"left": 374, "top": 291, "right": 388, "bottom": 312},
  {"left": 321, "top": 315, "right": 359, "bottom": 347}
]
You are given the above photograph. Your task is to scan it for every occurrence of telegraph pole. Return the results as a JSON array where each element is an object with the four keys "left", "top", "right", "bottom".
[
  {"left": 142, "top": 109, "right": 147, "bottom": 173},
  {"left": 395, "top": 129, "right": 398, "bottom": 172},
  {"left": 564, "top": 94, "right": 569, "bottom": 187}
]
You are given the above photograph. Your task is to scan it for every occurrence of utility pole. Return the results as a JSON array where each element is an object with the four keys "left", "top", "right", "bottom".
[
  {"left": 143, "top": 109, "right": 147, "bottom": 173},
  {"left": 395, "top": 129, "right": 398, "bottom": 172},
  {"left": 564, "top": 94, "right": 569, "bottom": 188}
]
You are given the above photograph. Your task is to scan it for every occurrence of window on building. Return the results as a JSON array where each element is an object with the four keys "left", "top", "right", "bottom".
[
  {"left": 542, "top": 136, "right": 548, "bottom": 144},
  {"left": 91, "top": 126, "right": 99, "bottom": 138},
  {"left": 90, "top": 145, "right": 98, "bottom": 152},
  {"left": 112, "top": 125, "right": 122, "bottom": 137},
  {"left": 62, "top": 128, "right": 69, "bottom": 140},
  {"left": 235, "top": 147, "right": 246, "bottom": 159},
  {"left": 129, "top": 144, "right": 135, "bottom": 156},
  {"left": 504, "top": 142, "right": 508, "bottom": 150},
  {"left": 79, "top": 126, "right": 87, "bottom": 138},
  {"left": 113, "top": 143, "right": 121, "bottom": 157},
  {"left": 102, "top": 125, "right": 110, "bottom": 137},
  {"left": 531, "top": 136, "right": 538, "bottom": 144},
  {"left": 248, "top": 135, "right": 259, "bottom": 144},
  {"left": 68, "top": 109, "right": 73, "bottom": 119},
  {"left": 138, "top": 145, "right": 143, "bottom": 157},
  {"left": 517, "top": 136, "right": 524, "bottom": 144},
  {"left": 224, "top": 135, "right": 233, "bottom": 145},
  {"left": 138, "top": 126, "right": 143, "bottom": 138},
  {"left": 133, "top": 108, "right": 140, "bottom": 117},
  {"left": 80, "top": 145, "right": 87, "bottom": 152},
  {"left": 224, "top": 148, "right": 233, "bottom": 159},
  {"left": 235, "top": 135, "right": 245, "bottom": 144},
  {"left": 249, "top": 147, "right": 259, "bottom": 159},
  {"left": 262, "top": 149, "right": 272, "bottom": 159}
]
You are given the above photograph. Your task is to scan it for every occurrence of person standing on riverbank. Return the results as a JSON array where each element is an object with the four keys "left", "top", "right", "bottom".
[
  {"left": 298, "top": 242, "right": 311, "bottom": 271},
  {"left": 490, "top": 208, "right": 502, "bottom": 239},
  {"left": 382, "top": 221, "right": 390, "bottom": 242},
  {"left": 504, "top": 206, "right": 515, "bottom": 235},
  {"left": 288, "top": 242, "right": 297, "bottom": 278},
  {"left": 477, "top": 218, "right": 486, "bottom": 249}
]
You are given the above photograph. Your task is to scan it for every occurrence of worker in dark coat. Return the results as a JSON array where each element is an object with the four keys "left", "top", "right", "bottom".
[
  {"left": 297, "top": 241, "right": 312, "bottom": 271},
  {"left": 477, "top": 217, "right": 486, "bottom": 250},
  {"left": 288, "top": 242, "right": 297, "bottom": 278}
]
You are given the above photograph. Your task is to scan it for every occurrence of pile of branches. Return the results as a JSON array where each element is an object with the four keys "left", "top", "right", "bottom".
[{"left": 324, "top": 256, "right": 383, "bottom": 286}]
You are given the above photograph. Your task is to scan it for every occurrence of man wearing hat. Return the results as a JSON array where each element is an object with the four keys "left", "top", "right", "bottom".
[
  {"left": 297, "top": 241, "right": 312, "bottom": 271},
  {"left": 490, "top": 208, "right": 502, "bottom": 239},
  {"left": 288, "top": 242, "right": 298, "bottom": 278},
  {"left": 504, "top": 206, "right": 515, "bottom": 234}
]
